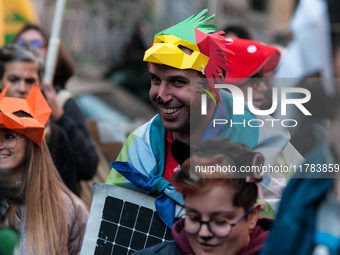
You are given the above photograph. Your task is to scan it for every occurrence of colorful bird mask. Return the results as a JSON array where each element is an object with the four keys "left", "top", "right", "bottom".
[
  {"left": 0, "top": 84, "right": 51, "bottom": 146},
  {"left": 143, "top": 9, "right": 232, "bottom": 84}
]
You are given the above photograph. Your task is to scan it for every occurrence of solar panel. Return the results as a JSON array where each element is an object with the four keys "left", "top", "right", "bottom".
[{"left": 80, "top": 183, "right": 180, "bottom": 255}]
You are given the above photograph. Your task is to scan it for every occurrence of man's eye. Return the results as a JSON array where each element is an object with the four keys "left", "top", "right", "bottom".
[
  {"left": 8, "top": 77, "right": 19, "bottom": 83},
  {"left": 172, "top": 80, "right": 186, "bottom": 86},
  {"left": 26, "top": 79, "right": 36, "bottom": 85},
  {"left": 150, "top": 77, "right": 161, "bottom": 84}
]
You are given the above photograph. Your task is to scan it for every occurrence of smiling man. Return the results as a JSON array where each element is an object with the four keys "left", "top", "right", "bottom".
[
  {"left": 106, "top": 9, "right": 303, "bottom": 227},
  {"left": 0, "top": 44, "right": 43, "bottom": 98},
  {"left": 148, "top": 63, "right": 216, "bottom": 146},
  {"left": 148, "top": 64, "right": 197, "bottom": 138}
]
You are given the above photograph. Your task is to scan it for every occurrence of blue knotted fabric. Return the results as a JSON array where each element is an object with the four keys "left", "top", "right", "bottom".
[{"left": 110, "top": 161, "right": 175, "bottom": 228}]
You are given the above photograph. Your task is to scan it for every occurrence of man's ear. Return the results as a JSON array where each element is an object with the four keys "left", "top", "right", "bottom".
[
  {"left": 215, "top": 73, "right": 225, "bottom": 93},
  {"left": 247, "top": 203, "right": 262, "bottom": 230}
]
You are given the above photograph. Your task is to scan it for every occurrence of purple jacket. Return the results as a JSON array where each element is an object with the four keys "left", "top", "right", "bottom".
[{"left": 133, "top": 217, "right": 272, "bottom": 255}]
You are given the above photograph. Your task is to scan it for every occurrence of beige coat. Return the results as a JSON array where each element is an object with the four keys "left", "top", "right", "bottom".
[{"left": 0, "top": 191, "right": 89, "bottom": 255}]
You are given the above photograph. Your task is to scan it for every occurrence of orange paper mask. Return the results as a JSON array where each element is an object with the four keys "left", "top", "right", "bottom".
[{"left": 0, "top": 84, "right": 52, "bottom": 146}]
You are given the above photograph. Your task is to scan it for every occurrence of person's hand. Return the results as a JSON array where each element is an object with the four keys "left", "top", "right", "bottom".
[{"left": 41, "top": 79, "right": 64, "bottom": 121}]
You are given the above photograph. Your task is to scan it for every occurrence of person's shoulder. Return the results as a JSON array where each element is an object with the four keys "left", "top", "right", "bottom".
[
  {"left": 126, "top": 114, "right": 162, "bottom": 140},
  {"left": 56, "top": 88, "right": 74, "bottom": 109},
  {"left": 132, "top": 241, "right": 181, "bottom": 255},
  {"left": 61, "top": 190, "right": 89, "bottom": 223},
  {"left": 61, "top": 190, "right": 89, "bottom": 253},
  {"left": 62, "top": 97, "right": 82, "bottom": 116}
]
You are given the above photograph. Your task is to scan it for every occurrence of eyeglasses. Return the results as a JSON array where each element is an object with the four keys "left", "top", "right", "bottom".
[
  {"left": 177, "top": 205, "right": 254, "bottom": 238},
  {"left": 0, "top": 132, "right": 24, "bottom": 149},
  {"left": 17, "top": 38, "right": 45, "bottom": 48}
]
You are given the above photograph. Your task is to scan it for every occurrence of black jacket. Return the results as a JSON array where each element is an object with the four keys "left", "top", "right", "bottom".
[
  {"left": 56, "top": 97, "right": 98, "bottom": 181},
  {"left": 132, "top": 241, "right": 182, "bottom": 255}
]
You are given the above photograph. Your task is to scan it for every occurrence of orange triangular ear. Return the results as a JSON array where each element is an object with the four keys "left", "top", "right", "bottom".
[
  {"left": 2, "top": 113, "right": 24, "bottom": 129},
  {"left": 24, "top": 128, "right": 45, "bottom": 146},
  {"left": 26, "top": 84, "right": 51, "bottom": 126},
  {"left": 0, "top": 84, "right": 51, "bottom": 147},
  {"left": 0, "top": 84, "right": 9, "bottom": 100},
  {"left": 20, "top": 119, "right": 45, "bottom": 146}
]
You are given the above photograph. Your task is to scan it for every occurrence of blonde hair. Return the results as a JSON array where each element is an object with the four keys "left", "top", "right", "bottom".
[{"left": 6, "top": 138, "right": 80, "bottom": 255}]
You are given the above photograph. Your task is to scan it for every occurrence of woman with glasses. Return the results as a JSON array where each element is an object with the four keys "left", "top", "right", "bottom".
[
  {"left": 223, "top": 37, "right": 280, "bottom": 110},
  {"left": 13, "top": 24, "right": 74, "bottom": 90},
  {"left": 134, "top": 137, "right": 270, "bottom": 255},
  {"left": 0, "top": 85, "right": 88, "bottom": 255},
  {"left": 0, "top": 43, "right": 79, "bottom": 195}
]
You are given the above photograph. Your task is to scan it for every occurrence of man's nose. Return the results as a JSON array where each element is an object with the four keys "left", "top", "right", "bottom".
[
  {"left": 18, "top": 80, "right": 28, "bottom": 92},
  {"left": 156, "top": 97, "right": 164, "bottom": 105},
  {"left": 257, "top": 80, "right": 268, "bottom": 92},
  {"left": 157, "top": 82, "right": 172, "bottom": 104}
]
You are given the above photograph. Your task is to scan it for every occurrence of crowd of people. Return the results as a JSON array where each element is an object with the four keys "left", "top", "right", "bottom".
[{"left": 0, "top": 0, "right": 340, "bottom": 254}]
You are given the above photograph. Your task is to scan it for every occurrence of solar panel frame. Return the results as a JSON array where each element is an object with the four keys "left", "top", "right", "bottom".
[{"left": 80, "top": 182, "right": 181, "bottom": 255}]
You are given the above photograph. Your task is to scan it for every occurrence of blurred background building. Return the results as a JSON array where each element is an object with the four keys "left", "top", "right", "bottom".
[
  {"left": 31, "top": 0, "right": 297, "bottom": 77},
  {"left": 216, "top": 0, "right": 297, "bottom": 44}
]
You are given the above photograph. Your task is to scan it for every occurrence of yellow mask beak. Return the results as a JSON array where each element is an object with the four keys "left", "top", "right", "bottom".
[{"left": 143, "top": 34, "right": 209, "bottom": 71}]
